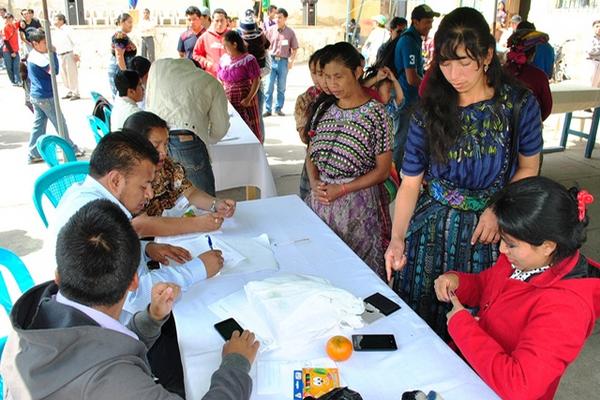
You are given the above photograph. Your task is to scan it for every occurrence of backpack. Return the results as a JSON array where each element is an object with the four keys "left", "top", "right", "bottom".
[{"left": 92, "top": 94, "right": 113, "bottom": 129}]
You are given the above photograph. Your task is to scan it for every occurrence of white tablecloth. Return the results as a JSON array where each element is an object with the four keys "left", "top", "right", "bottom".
[
  {"left": 173, "top": 196, "right": 499, "bottom": 400},
  {"left": 551, "top": 81, "right": 600, "bottom": 114},
  {"left": 209, "top": 106, "right": 277, "bottom": 198}
]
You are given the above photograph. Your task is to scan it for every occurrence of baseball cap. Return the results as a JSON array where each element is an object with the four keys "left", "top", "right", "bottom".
[
  {"left": 411, "top": 4, "right": 440, "bottom": 20},
  {"left": 372, "top": 15, "right": 387, "bottom": 26},
  {"left": 199, "top": 6, "right": 210, "bottom": 16}
]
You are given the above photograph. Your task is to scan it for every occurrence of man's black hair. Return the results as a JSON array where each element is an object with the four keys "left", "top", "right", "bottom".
[
  {"left": 54, "top": 13, "right": 66, "bottom": 23},
  {"left": 127, "top": 56, "right": 152, "bottom": 79},
  {"left": 89, "top": 130, "right": 159, "bottom": 179},
  {"left": 56, "top": 199, "right": 140, "bottom": 307},
  {"left": 213, "top": 8, "right": 227, "bottom": 18},
  {"left": 28, "top": 28, "right": 45, "bottom": 43},
  {"left": 185, "top": 6, "right": 202, "bottom": 18},
  {"left": 114, "top": 69, "right": 140, "bottom": 97},
  {"left": 277, "top": 8, "right": 288, "bottom": 18}
]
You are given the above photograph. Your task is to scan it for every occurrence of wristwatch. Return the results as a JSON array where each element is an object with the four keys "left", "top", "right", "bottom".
[{"left": 210, "top": 199, "right": 217, "bottom": 213}]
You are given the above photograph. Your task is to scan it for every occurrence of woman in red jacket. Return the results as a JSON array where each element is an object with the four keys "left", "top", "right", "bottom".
[{"left": 434, "top": 176, "right": 599, "bottom": 400}]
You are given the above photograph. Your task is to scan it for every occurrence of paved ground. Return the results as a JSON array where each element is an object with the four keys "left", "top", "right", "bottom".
[{"left": 0, "top": 63, "right": 598, "bottom": 398}]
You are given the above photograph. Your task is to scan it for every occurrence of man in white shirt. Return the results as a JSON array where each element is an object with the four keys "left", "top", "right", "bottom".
[
  {"left": 52, "top": 13, "right": 79, "bottom": 100},
  {"left": 139, "top": 8, "right": 156, "bottom": 62},
  {"left": 111, "top": 69, "right": 144, "bottom": 129}
]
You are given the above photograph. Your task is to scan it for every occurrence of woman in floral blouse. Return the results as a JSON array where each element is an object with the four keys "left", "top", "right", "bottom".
[
  {"left": 108, "top": 13, "right": 137, "bottom": 97},
  {"left": 123, "top": 111, "right": 236, "bottom": 237}
]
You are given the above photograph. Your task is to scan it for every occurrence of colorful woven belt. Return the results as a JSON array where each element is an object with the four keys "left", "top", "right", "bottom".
[{"left": 427, "top": 178, "right": 493, "bottom": 212}]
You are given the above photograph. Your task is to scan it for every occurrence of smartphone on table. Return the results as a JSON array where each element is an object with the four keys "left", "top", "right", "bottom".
[
  {"left": 364, "top": 292, "right": 401, "bottom": 316},
  {"left": 352, "top": 334, "right": 398, "bottom": 351},
  {"left": 214, "top": 318, "right": 244, "bottom": 341}
]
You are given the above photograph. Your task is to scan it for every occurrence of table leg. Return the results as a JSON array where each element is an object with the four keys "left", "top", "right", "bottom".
[
  {"left": 585, "top": 108, "right": 600, "bottom": 158},
  {"left": 245, "top": 186, "right": 259, "bottom": 200},
  {"left": 560, "top": 112, "right": 573, "bottom": 148}
]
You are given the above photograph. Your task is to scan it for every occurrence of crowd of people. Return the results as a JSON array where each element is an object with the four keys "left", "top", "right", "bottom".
[{"left": 1, "top": 3, "right": 600, "bottom": 400}]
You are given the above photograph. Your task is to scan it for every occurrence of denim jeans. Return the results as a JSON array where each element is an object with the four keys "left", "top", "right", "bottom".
[
  {"left": 2, "top": 51, "right": 21, "bottom": 85},
  {"left": 265, "top": 56, "right": 289, "bottom": 113},
  {"left": 257, "top": 84, "right": 265, "bottom": 142},
  {"left": 108, "top": 58, "right": 119, "bottom": 98},
  {"left": 393, "top": 108, "right": 412, "bottom": 176},
  {"left": 29, "top": 96, "right": 78, "bottom": 160},
  {"left": 168, "top": 130, "right": 216, "bottom": 196}
]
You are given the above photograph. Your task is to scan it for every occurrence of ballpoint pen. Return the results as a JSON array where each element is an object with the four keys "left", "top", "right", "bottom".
[{"left": 206, "top": 235, "right": 213, "bottom": 250}]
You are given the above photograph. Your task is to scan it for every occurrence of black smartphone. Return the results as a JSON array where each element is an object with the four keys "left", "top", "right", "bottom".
[
  {"left": 352, "top": 334, "right": 398, "bottom": 351},
  {"left": 214, "top": 318, "right": 243, "bottom": 341},
  {"left": 364, "top": 292, "right": 401, "bottom": 316}
]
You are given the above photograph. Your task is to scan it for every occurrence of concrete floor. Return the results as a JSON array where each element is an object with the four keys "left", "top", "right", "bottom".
[{"left": 0, "top": 63, "right": 598, "bottom": 398}]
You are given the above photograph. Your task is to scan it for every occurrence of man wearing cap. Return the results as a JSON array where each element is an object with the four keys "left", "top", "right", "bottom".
[
  {"left": 393, "top": 4, "right": 438, "bottom": 174},
  {"left": 177, "top": 6, "right": 210, "bottom": 68},
  {"left": 264, "top": 7, "right": 298, "bottom": 117},
  {"left": 193, "top": 8, "right": 229, "bottom": 77}
]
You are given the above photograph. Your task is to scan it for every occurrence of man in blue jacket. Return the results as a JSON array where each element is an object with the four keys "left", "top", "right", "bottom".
[{"left": 26, "top": 28, "right": 82, "bottom": 163}]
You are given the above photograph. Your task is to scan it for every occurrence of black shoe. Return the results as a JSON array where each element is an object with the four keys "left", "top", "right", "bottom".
[
  {"left": 275, "top": 110, "right": 285, "bottom": 116},
  {"left": 263, "top": 111, "right": 272, "bottom": 117},
  {"left": 70, "top": 94, "right": 80, "bottom": 101},
  {"left": 62, "top": 93, "right": 73, "bottom": 99},
  {"left": 75, "top": 149, "right": 86, "bottom": 157},
  {"left": 27, "top": 156, "right": 43, "bottom": 164}
]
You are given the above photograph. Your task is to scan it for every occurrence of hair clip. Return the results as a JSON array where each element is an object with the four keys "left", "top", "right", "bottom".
[{"left": 577, "top": 190, "right": 594, "bottom": 222}]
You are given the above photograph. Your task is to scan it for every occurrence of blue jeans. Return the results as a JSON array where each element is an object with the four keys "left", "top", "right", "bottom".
[
  {"left": 108, "top": 58, "right": 119, "bottom": 97},
  {"left": 168, "top": 130, "right": 216, "bottom": 196},
  {"left": 393, "top": 108, "right": 411, "bottom": 176},
  {"left": 265, "top": 56, "right": 289, "bottom": 113},
  {"left": 257, "top": 84, "right": 265, "bottom": 142},
  {"left": 2, "top": 51, "right": 21, "bottom": 85},
  {"left": 29, "top": 97, "right": 78, "bottom": 160}
]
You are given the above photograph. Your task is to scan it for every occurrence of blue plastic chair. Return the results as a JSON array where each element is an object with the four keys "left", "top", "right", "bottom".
[
  {"left": 87, "top": 115, "right": 110, "bottom": 144},
  {"left": 35, "top": 135, "right": 77, "bottom": 167},
  {"left": 0, "top": 247, "right": 34, "bottom": 394},
  {"left": 33, "top": 161, "right": 90, "bottom": 227}
]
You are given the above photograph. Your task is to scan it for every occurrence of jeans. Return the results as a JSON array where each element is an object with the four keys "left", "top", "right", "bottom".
[
  {"left": 257, "top": 84, "right": 265, "bottom": 141},
  {"left": 108, "top": 58, "right": 119, "bottom": 97},
  {"left": 29, "top": 96, "right": 78, "bottom": 160},
  {"left": 393, "top": 108, "right": 412, "bottom": 176},
  {"left": 2, "top": 51, "right": 21, "bottom": 85},
  {"left": 168, "top": 130, "right": 216, "bottom": 196},
  {"left": 265, "top": 56, "right": 289, "bottom": 113}
]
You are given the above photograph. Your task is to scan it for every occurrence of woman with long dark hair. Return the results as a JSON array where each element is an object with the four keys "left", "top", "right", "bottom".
[
  {"left": 108, "top": 13, "right": 137, "bottom": 97},
  {"left": 434, "top": 176, "right": 599, "bottom": 399},
  {"left": 385, "top": 7, "right": 543, "bottom": 336},
  {"left": 306, "top": 41, "right": 393, "bottom": 279},
  {"left": 218, "top": 30, "right": 262, "bottom": 141}
]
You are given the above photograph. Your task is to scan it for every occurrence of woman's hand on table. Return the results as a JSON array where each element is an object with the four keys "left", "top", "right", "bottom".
[
  {"left": 146, "top": 243, "right": 192, "bottom": 265},
  {"left": 434, "top": 273, "right": 459, "bottom": 303},
  {"left": 148, "top": 282, "right": 181, "bottom": 321},
  {"left": 199, "top": 250, "right": 224, "bottom": 278},
  {"left": 223, "top": 330, "right": 260, "bottom": 365},
  {"left": 471, "top": 208, "right": 500, "bottom": 245},
  {"left": 215, "top": 198, "right": 236, "bottom": 218},
  {"left": 446, "top": 291, "right": 466, "bottom": 323},
  {"left": 385, "top": 237, "right": 407, "bottom": 281},
  {"left": 195, "top": 213, "right": 224, "bottom": 232}
]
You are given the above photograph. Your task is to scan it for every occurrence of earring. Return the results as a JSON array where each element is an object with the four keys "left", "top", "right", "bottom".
[{"left": 483, "top": 64, "right": 489, "bottom": 73}]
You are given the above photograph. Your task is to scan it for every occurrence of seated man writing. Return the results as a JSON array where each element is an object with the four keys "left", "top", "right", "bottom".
[
  {"left": 111, "top": 69, "right": 144, "bottom": 129},
  {"left": 1, "top": 199, "right": 260, "bottom": 399}
]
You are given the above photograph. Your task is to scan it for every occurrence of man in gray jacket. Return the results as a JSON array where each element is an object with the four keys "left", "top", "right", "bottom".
[{"left": 0, "top": 199, "right": 259, "bottom": 399}]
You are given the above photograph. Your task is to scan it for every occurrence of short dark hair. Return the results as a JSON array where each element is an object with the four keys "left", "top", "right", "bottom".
[
  {"left": 390, "top": 17, "right": 407, "bottom": 30},
  {"left": 0, "top": 7, "right": 8, "bottom": 12},
  {"left": 54, "top": 13, "right": 66, "bottom": 23},
  {"left": 593, "top": 19, "right": 600, "bottom": 26},
  {"left": 185, "top": 6, "right": 202, "bottom": 18},
  {"left": 56, "top": 199, "right": 140, "bottom": 307},
  {"left": 29, "top": 28, "right": 45, "bottom": 43},
  {"left": 114, "top": 69, "right": 140, "bottom": 97},
  {"left": 268, "top": 5, "right": 277, "bottom": 12},
  {"left": 115, "top": 12, "right": 132, "bottom": 26},
  {"left": 224, "top": 30, "right": 247, "bottom": 53},
  {"left": 517, "top": 20, "right": 536, "bottom": 30},
  {"left": 127, "top": 56, "right": 151, "bottom": 79},
  {"left": 123, "top": 111, "right": 169, "bottom": 140},
  {"left": 277, "top": 8, "right": 288, "bottom": 18},
  {"left": 491, "top": 176, "right": 589, "bottom": 264},
  {"left": 213, "top": 8, "right": 227, "bottom": 18},
  {"left": 90, "top": 130, "right": 159, "bottom": 179}
]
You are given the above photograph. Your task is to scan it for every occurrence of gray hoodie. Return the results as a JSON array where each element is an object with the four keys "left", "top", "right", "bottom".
[{"left": 1, "top": 281, "right": 252, "bottom": 400}]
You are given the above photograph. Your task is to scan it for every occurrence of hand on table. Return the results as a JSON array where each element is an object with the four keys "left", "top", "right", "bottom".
[
  {"left": 148, "top": 282, "right": 181, "bottom": 321},
  {"left": 195, "top": 213, "right": 224, "bottom": 232},
  {"left": 471, "top": 208, "right": 500, "bottom": 245},
  {"left": 434, "top": 273, "right": 459, "bottom": 303},
  {"left": 215, "top": 198, "right": 236, "bottom": 218},
  {"left": 384, "top": 237, "right": 407, "bottom": 282},
  {"left": 223, "top": 330, "right": 260, "bottom": 365},
  {"left": 199, "top": 250, "right": 224, "bottom": 278},
  {"left": 146, "top": 243, "right": 192, "bottom": 265}
]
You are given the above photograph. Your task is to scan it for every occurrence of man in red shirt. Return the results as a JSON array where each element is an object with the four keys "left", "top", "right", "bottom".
[
  {"left": 2, "top": 13, "right": 21, "bottom": 86},
  {"left": 192, "top": 8, "right": 229, "bottom": 77}
]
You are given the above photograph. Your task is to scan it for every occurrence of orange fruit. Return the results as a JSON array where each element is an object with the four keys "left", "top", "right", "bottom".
[{"left": 326, "top": 335, "right": 353, "bottom": 361}]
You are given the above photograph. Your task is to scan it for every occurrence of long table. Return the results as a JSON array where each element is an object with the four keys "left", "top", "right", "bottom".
[
  {"left": 172, "top": 196, "right": 499, "bottom": 400},
  {"left": 549, "top": 82, "right": 600, "bottom": 158},
  {"left": 209, "top": 106, "right": 277, "bottom": 198}
]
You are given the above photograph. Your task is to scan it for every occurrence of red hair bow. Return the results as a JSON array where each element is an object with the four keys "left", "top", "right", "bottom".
[{"left": 577, "top": 190, "right": 594, "bottom": 221}]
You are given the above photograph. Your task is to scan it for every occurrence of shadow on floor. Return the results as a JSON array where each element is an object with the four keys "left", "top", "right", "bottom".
[{"left": 0, "top": 229, "right": 44, "bottom": 257}]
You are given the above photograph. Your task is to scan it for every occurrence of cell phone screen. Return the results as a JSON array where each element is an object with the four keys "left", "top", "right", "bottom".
[
  {"left": 214, "top": 318, "right": 243, "bottom": 341},
  {"left": 352, "top": 334, "right": 398, "bottom": 351}
]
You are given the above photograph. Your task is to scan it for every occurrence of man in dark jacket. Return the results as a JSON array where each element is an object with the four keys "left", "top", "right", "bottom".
[{"left": 0, "top": 200, "right": 259, "bottom": 399}]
